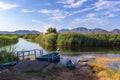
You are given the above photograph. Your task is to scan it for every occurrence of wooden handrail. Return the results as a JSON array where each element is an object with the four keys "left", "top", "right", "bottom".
[{"left": 16, "top": 49, "right": 44, "bottom": 61}]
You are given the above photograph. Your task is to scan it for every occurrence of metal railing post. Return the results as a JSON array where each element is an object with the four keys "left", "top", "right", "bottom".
[
  {"left": 48, "top": 54, "right": 49, "bottom": 62},
  {"left": 10, "top": 52, "right": 13, "bottom": 62},
  {"left": 52, "top": 53, "right": 53, "bottom": 63},
  {"left": 23, "top": 52, "right": 24, "bottom": 59},
  {"left": 17, "top": 52, "right": 19, "bottom": 63},
  {"left": 41, "top": 50, "right": 43, "bottom": 55},
  {"left": 34, "top": 49, "right": 36, "bottom": 59},
  {"left": 28, "top": 51, "right": 30, "bottom": 58}
]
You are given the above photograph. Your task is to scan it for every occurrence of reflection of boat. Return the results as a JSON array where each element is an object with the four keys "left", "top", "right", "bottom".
[
  {"left": 36, "top": 52, "right": 60, "bottom": 62},
  {"left": 66, "top": 60, "right": 75, "bottom": 69}
]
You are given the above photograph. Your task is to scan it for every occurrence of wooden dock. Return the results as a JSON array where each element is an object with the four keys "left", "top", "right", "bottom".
[
  {"left": 13, "top": 49, "right": 59, "bottom": 71},
  {"left": 16, "top": 49, "right": 43, "bottom": 61},
  {"left": 0, "top": 49, "right": 61, "bottom": 71}
]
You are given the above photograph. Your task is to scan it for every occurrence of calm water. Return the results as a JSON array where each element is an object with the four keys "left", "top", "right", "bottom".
[
  {"left": 1, "top": 38, "right": 120, "bottom": 58},
  {"left": 1, "top": 38, "right": 120, "bottom": 70},
  {"left": 5, "top": 38, "right": 120, "bottom": 57}
]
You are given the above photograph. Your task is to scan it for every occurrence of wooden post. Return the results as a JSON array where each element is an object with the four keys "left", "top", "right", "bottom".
[
  {"left": 40, "top": 50, "right": 42, "bottom": 56},
  {"left": 23, "top": 52, "right": 24, "bottom": 59},
  {"left": 41, "top": 50, "right": 43, "bottom": 55},
  {"left": 48, "top": 54, "right": 49, "bottom": 62},
  {"left": 28, "top": 51, "right": 30, "bottom": 58},
  {"left": 34, "top": 49, "right": 36, "bottom": 59},
  {"left": 52, "top": 53, "right": 53, "bottom": 63},
  {"left": 10, "top": 52, "right": 12, "bottom": 62},
  {"left": 40, "top": 50, "right": 41, "bottom": 56},
  {"left": 17, "top": 52, "right": 19, "bottom": 63}
]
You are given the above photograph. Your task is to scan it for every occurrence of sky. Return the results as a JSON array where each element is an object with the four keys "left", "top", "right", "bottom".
[{"left": 0, "top": 0, "right": 120, "bottom": 32}]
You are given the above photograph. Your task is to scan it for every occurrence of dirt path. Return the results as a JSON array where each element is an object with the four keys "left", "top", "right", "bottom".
[{"left": 13, "top": 59, "right": 50, "bottom": 71}]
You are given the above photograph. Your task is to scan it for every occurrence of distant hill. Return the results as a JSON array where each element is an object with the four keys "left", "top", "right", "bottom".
[
  {"left": 58, "top": 29, "right": 70, "bottom": 33},
  {"left": 58, "top": 27, "right": 120, "bottom": 34},
  {"left": 0, "top": 30, "right": 41, "bottom": 34},
  {"left": 1, "top": 28, "right": 120, "bottom": 34},
  {"left": 111, "top": 29, "right": 120, "bottom": 34}
]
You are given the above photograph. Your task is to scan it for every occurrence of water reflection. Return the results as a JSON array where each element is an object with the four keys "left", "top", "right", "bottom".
[
  {"left": 1, "top": 38, "right": 120, "bottom": 57},
  {"left": 107, "top": 62, "right": 120, "bottom": 71},
  {"left": 41, "top": 44, "right": 120, "bottom": 54}
]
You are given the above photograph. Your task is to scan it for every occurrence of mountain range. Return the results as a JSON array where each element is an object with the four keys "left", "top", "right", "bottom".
[
  {"left": 0, "top": 27, "right": 120, "bottom": 34},
  {"left": 58, "top": 27, "right": 120, "bottom": 34},
  {"left": 0, "top": 30, "right": 41, "bottom": 34}
]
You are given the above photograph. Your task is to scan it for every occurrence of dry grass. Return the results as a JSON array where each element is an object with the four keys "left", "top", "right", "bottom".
[
  {"left": 95, "top": 57, "right": 120, "bottom": 64},
  {"left": 92, "top": 63, "right": 109, "bottom": 72},
  {"left": 91, "top": 57, "right": 120, "bottom": 80},
  {"left": 96, "top": 70, "right": 120, "bottom": 80}
]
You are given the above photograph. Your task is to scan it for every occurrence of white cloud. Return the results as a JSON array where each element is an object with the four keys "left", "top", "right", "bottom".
[
  {"left": 43, "top": 24, "right": 56, "bottom": 32},
  {"left": 86, "top": 13, "right": 95, "bottom": 18},
  {"left": 57, "top": 0, "right": 74, "bottom": 4},
  {"left": 38, "top": 9, "right": 70, "bottom": 21},
  {"left": 21, "top": 9, "right": 34, "bottom": 13},
  {"left": 38, "top": 9, "right": 51, "bottom": 14},
  {"left": 32, "top": 19, "right": 41, "bottom": 23},
  {"left": 45, "top": 3, "right": 51, "bottom": 6},
  {"left": 71, "top": 0, "right": 120, "bottom": 17},
  {"left": 94, "top": 0, "right": 120, "bottom": 12},
  {"left": 71, "top": 0, "right": 120, "bottom": 18},
  {"left": 71, "top": 17, "right": 107, "bottom": 25},
  {"left": 57, "top": 0, "right": 88, "bottom": 8},
  {"left": 0, "top": 1, "right": 18, "bottom": 11},
  {"left": 73, "top": 7, "right": 94, "bottom": 14},
  {"left": 89, "top": 0, "right": 120, "bottom": 18},
  {"left": 108, "top": 13, "right": 116, "bottom": 18}
]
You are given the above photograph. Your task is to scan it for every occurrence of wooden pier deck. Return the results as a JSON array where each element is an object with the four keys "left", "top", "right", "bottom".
[
  {"left": 16, "top": 49, "right": 43, "bottom": 61},
  {"left": 0, "top": 49, "right": 61, "bottom": 72},
  {"left": 13, "top": 49, "right": 59, "bottom": 71}
]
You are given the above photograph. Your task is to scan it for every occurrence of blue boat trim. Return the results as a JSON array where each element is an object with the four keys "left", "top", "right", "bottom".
[
  {"left": 36, "top": 52, "right": 60, "bottom": 62},
  {"left": 0, "top": 61, "right": 17, "bottom": 68}
]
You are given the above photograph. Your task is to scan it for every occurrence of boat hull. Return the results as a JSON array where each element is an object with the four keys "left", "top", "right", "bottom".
[{"left": 36, "top": 52, "right": 60, "bottom": 62}]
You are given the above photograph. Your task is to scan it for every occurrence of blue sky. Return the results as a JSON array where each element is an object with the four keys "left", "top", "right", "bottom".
[{"left": 0, "top": 0, "right": 120, "bottom": 32}]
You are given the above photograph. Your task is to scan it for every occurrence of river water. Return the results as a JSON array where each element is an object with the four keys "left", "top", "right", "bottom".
[
  {"left": 1, "top": 38, "right": 120, "bottom": 70},
  {"left": 11, "top": 38, "right": 120, "bottom": 58}
]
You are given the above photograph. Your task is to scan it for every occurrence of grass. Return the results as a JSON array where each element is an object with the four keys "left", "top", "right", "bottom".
[
  {"left": 34, "top": 32, "right": 120, "bottom": 47},
  {"left": 91, "top": 57, "right": 120, "bottom": 80},
  {"left": 0, "top": 46, "right": 17, "bottom": 63},
  {"left": 0, "top": 35, "right": 18, "bottom": 47},
  {"left": 95, "top": 57, "right": 120, "bottom": 64}
]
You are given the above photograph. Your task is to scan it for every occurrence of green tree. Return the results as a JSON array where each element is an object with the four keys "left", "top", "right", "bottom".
[{"left": 47, "top": 27, "right": 57, "bottom": 33}]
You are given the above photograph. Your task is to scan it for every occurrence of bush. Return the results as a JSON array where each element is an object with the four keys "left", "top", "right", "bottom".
[
  {"left": 0, "top": 35, "right": 18, "bottom": 47},
  {"left": 0, "top": 46, "right": 17, "bottom": 63}
]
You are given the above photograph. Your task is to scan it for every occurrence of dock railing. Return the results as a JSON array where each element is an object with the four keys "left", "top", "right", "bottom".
[{"left": 16, "top": 49, "right": 43, "bottom": 62}]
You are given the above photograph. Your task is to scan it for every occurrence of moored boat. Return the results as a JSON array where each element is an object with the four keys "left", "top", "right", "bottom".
[{"left": 36, "top": 52, "right": 60, "bottom": 62}]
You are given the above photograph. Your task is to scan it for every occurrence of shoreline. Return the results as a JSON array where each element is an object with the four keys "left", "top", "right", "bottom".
[{"left": 0, "top": 57, "right": 120, "bottom": 80}]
